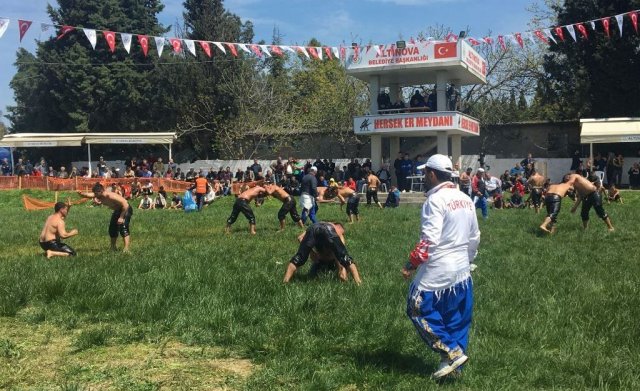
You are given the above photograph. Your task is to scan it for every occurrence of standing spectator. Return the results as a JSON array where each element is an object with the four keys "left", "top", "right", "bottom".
[
  {"left": 484, "top": 171, "right": 502, "bottom": 208},
  {"left": 193, "top": 174, "right": 209, "bottom": 211},
  {"left": 362, "top": 158, "right": 372, "bottom": 172},
  {"left": 58, "top": 166, "right": 69, "bottom": 179},
  {"left": 459, "top": 167, "right": 473, "bottom": 197},
  {"left": 97, "top": 156, "right": 108, "bottom": 178},
  {"left": 15, "top": 158, "right": 25, "bottom": 176},
  {"left": 250, "top": 159, "right": 262, "bottom": 179},
  {"left": 520, "top": 153, "right": 535, "bottom": 170},
  {"left": 594, "top": 153, "right": 607, "bottom": 172},
  {"left": 612, "top": 154, "right": 624, "bottom": 187},
  {"left": 376, "top": 164, "right": 391, "bottom": 188},
  {"left": 400, "top": 153, "right": 414, "bottom": 192},
  {"left": 570, "top": 150, "right": 582, "bottom": 172},
  {"left": 1, "top": 158, "right": 11, "bottom": 176},
  {"left": 393, "top": 152, "right": 403, "bottom": 188},
  {"left": 234, "top": 168, "right": 244, "bottom": 183},
  {"left": 472, "top": 168, "right": 488, "bottom": 219},
  {"left": 402, "top": 154, "right": 480, "bottom": 380},
  {"left": 628, "top": 162, "right": 640, "bottom": 189},
  {"left": 153, "top": 158, "right": 164, "bottom": 176}
]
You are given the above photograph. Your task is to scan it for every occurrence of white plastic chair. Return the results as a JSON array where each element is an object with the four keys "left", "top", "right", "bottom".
[{"left": 594, "top": 171, "right": 605, "bottom": 185}]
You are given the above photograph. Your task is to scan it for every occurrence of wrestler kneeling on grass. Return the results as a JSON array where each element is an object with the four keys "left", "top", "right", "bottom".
[
  {"left": 283, "top": 222, "right": 362, "bottom": 285},
  {"left": 39, "top": 202, "right": 78, "bottom": 259}
]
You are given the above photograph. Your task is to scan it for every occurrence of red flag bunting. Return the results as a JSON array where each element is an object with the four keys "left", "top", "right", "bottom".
[
  {"left": 353, "top": 46, "right": 360, "bottom": 61},
  {"left": 632, "top": 12, "right": 639, "bottom": 34},
  {"left": 271, "top": 45, "right": 283, "bottom": 56},
  {"left": 103, "top": 31, "right": 116, "bottom": 53},
  {"left": 409, "top": 37, "right": 416, "bottom": 45},
  {"left": 514, "top": 33, "right": 524, "bottom": 48},
  {"left": 56, "top": 25, "right": 74, "bottom": 40},
  {"left": 339, "top": 46, "right": 346, "bottom": 60},
  {"left": 554, "top": 26, "right": 565, "bottom": 41},
  {"left": 169, "top": 38, "right": 182, "bottom": 53},
  {"left": 467, "top": 37, "right": 481, "bottom": 46},
  {"left": 250, "top": 44, "right": 262, "bottom": 57},
  {"left": 308, "top": 47, "right": 319, "bottom": 59},
  {"left": 18, "top": 20, "right": 32, "bottom": 42},
  {"left": 226, "top": 43, "right": 238, "bottom": 57},
  {"left": 445, "top": 32, "right": 458, "bottom": 42},
  {"left": 199, "top": 41, "right": 212, "bottom": 57},
  {"left": 137, "top": 35, "right": 149, "bottom": 57},
  {"left": 483, "top": 37, "right": 494, "bottom": 45},
  {"left": 602, "top": 18, "right": 611, "bottom": 37},
  {"left": 533, "top": 30, "right": 549, "bottom": 43},
  {"left": 576, "top": 23, "right": 588, "bottom": 39},
  {"left": 498, "top": 35, "right": 506, "bottom": 50},
  {"left": 324, "top": 46, "right": 332, "bottom": 60}
]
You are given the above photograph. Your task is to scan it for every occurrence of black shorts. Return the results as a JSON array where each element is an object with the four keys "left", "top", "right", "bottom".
[
  {"left": 290, "top": 223, "right": 353, "bottom": 268},
  {"left": 278, "top": 197, "right": 301, "bottom": 222},
  {"left": 581, "top": 191, "right": 608, "bottom": 221},
  {"left": 531, "top": 188, "right": 543, "bottom": 207},
  {"left": 346, "top": 194, "right": 360, "bottom": 216},
  {"left": 227, "top": 198, "right": 256, "bottom": 225},
  {"left": 109, "top": 206, "right": 133, "bottom": 238},
  {"left": 366, "top": 188, "right": 379, "bottom": 204},
  {"left": 545, "top": 194, "right": 562, "bottom": 223},
  {"left": 39, "top": 240, "right": 76, "bottom": 256}
]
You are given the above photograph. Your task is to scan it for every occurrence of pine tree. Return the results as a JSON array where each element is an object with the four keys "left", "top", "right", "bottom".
[{"left": 8, "top": 0, "right": 169, "bottom": 133}]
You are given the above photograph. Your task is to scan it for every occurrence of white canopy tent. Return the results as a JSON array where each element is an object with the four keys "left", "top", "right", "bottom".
[
  {"left": 580, "top": 118, "right": 640, "bottom": 160},
  {"left": 0, "top": 132, "right": 177, "bottom": 176}
]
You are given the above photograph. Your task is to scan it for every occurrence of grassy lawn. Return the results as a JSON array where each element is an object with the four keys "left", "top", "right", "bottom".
[{"left": 1, "top": 189, "right": 639, "bottom": 390}]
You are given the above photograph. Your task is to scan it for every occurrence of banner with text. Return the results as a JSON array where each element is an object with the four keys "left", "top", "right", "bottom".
[{"left": 353, "top": 112, "right": 480, "bottom": 136}]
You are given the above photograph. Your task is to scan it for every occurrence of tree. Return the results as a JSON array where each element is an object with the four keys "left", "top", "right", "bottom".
[
  {"left": 539, "top": 0, "right": 640, "bottom": 118},
  {"left": 7, "top": 0, "right": 169, "bottom": 133}
]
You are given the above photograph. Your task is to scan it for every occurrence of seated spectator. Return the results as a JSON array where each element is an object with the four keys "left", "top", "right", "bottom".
[
  {"left": 409, "top": 89, "right": 427, "bottom": 108},
  {"left": 131, "top": 179, "right": 142, "bottom": 198},
  {"left": 318, "top": 175, "right": 328, "bottom": 187},
  {"left": 377, "top": 89, "right": 392, "bottom": 112},
  {"left": 153, "top": 158, "right": 164, "bottom": 176},
  {"left": 69, "top": 167, "right": 78, "bottom": 179},
  {"left": 154, "top": 190, "right": 167, "bottom": 209},
  {"left": 203, "top": 183, "right": 216, "bottom": 206},
  {"left": 185, "top": 168, "right": 197, "bottom": 182},
  {"left": 47, "top": 166, "right": 57, "bottom": 177},
  {"left": 484, "top": 171, "right": 502, "bottom": 208},
  {"left": 508, "top": 181, "right": 525, "bottom": 208},
  {"left": 235, "top": 168, "right": 244, "bottom": 182},
  {"left": 164, "top": 168, "right": 174, "bottom": 179},
  {"left": 58, "top": 166, "right": 69, "bottom": 179},
  {"left": 244, "top": 166, "right": 255, "bottom": 182},
  {"left": 175, "top": 168, "right": 185, "bottom": 181},
  {"left": 345, "top": 177, "right": 356, "bottom": 191},
  {"left": 426, "top": 89, "right": 437, "bottom": 111},
  {"left": 509, "top": 163, "right": 524, "bottom": 182},
  {"left": 384, "top": 185, "right": 401, "bottom": 208},
  {"left": 138, "top": 193, "right": 154, "bottom": 210},
  {"left": 142, "top": 182, "right": 154, "bottom": 195}
]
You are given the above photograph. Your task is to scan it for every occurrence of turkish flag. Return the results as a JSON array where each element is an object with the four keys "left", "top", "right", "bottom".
[
  {"left": 602, "top": 18, "right": 611, "bottom": 38},
  {"left": 250, "top": 44, "right": 262, "bottom": 58},
  {"left": 199, "top": 41, "right": 212, "bottom": 57},
  {"left": 103, "top": 31, "right": 116, "bottom": 53},
  {"left": 18, "top": 20, "right": 32, "bottom": 42},
  {"left": 271, "top": 45, "right": 283, "bottom": 56},
  {"left": 308, "top": 47, "right": 319, "bottom": 59},
  {"left": 576, "top": 23, "right": 588, "bottom": 39},
  {"left": 226, "top": 43, "right": 238, "bottom": 57},
  {"left": 434, "top": 42, "right": 457, "bottom": 59},
  {"left": 324, "top": 46, "right": 332, "bottom": 60},
  {"left": 56, "top": 25, "right": 74, "bottom": 41},
  {"left": 138, "top": 35, "right": 149, "bottom": 57},
  {"left": 632, "top": 13, "right": 638, "bottom": 35},
  {"left": 169, "top": 38, "right": 182, "bottom": 53}
]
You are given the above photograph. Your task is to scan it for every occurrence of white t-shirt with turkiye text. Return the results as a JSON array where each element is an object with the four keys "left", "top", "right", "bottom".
[{"left": 410, "top": 182, "right": 481, "bottom": 292}]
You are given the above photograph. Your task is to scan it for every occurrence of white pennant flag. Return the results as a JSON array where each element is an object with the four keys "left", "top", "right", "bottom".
[
  {"left": 615, "top": 14, "right": 624, "bottom": 37},
  {"left": 259, "top": 44, "right": 272, "bottom": 57},
  {"left": 332, "top": 46, "right": 340, "bottom": 59},
  {"left": 566, "top": 25, "right": 577, "bottom": 42},
  {"left": 213, "top": 42, "right": 226, "bottom": 54},
  {"left": 544, "top": 29, "right": 557, "bottom": 44},
  {"left": 237, "top": 44, "right": 251, "bottom": 54},
  {"left": 316, "top": 47, "right": 323, "bottom": 60},
  {"left": 526, "top": 31, "right": 537, "bottom": 46},
  {"left": 590, "top": 21, "right": 596, "bottom": 30},
  {"left": 184, "top": 39, "right": 196, "bottom": 56},
  {"left": 154, "top": 36, "right": 165, "bottom": 57},
  {"left": 83, "top": 29, "right": 97, "bottom": 49},
  {"left": 374, "top": 45, "right": 382, "bottom": 56},
  {"left": 281, "top": 45, "right": 296, "bottom": 53},
  {"left": 297, "top": 46, "right": 310, "bottom": 59},
  {"left": 0, "top": 19, "right": 9, "bottom": 39},
  {"left": 121, "top": 33, "right": 132, "bottom": 53}
]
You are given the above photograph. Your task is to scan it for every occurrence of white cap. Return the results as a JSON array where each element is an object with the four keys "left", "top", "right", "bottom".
[
  {"left": 416, "top": 154, "right": 454, "bottom": 173},
  {"left": 477, "top": 167, "right": 485, "bottom": 173},
  {"left": 310, "top": 166, "right": 318, "bottom": 172}
]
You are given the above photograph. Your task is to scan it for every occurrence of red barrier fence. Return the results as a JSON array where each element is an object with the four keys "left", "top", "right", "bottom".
[{"left": 0, "top": 176, "right": 193, "bottom": 193}]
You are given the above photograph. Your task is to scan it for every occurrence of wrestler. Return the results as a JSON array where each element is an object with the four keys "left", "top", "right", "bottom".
[
  {"left": 539, "top": 180, "right": 574, "bottom": 234},
  {"left": 365, "top": 171, "right": 383, "bottom": 208},
  {"left": 79, "top": 183, "right": 133, "bottom": 251},
  {"left": 225, "top": 185, "right": 266, "bottom": 235},
  {"left": 567, "top": 174, "right": 614, "bottom": 231},
  {"left": 264, "top": 183, "right": 305, "bottom": 231},
  {"left": 283, "top": 222, "right": 362, "bottom": 285},
  {"left": 527, "top": 169, "right": 545, "bottom": 214},
  {"left": 606, "top": 184, "right": 623, "bottom": 204},
  {"left": 39, "top": 202, "right": 78, "bottom": 259}
]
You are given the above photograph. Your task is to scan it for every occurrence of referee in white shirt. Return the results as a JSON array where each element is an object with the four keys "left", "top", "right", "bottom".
[{"left": 402, "top": 154, "right": 481, "bottom": 380}]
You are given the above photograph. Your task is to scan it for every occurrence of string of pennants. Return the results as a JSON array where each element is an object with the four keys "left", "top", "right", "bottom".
[{"left": 0, "top": 8, "right": 638, "bottom": 61}]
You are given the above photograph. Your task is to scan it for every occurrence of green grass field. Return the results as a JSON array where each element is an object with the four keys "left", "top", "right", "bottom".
[{"left": 1, "top": 189, "right": 639, "bottom": 390}]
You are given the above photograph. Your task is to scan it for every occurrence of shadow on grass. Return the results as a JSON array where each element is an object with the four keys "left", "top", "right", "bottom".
[{"left": 347, "top": 347, "right": 434, "bottom": 376}]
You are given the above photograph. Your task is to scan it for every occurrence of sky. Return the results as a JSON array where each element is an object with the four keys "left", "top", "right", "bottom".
[{"left": 0, "top": 0, "right": 542, "bottom": 128}]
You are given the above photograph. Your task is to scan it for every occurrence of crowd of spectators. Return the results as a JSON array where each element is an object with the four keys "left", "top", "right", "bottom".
[{"left": 376, "top": 84, "right": 460, "bottom": 114}]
